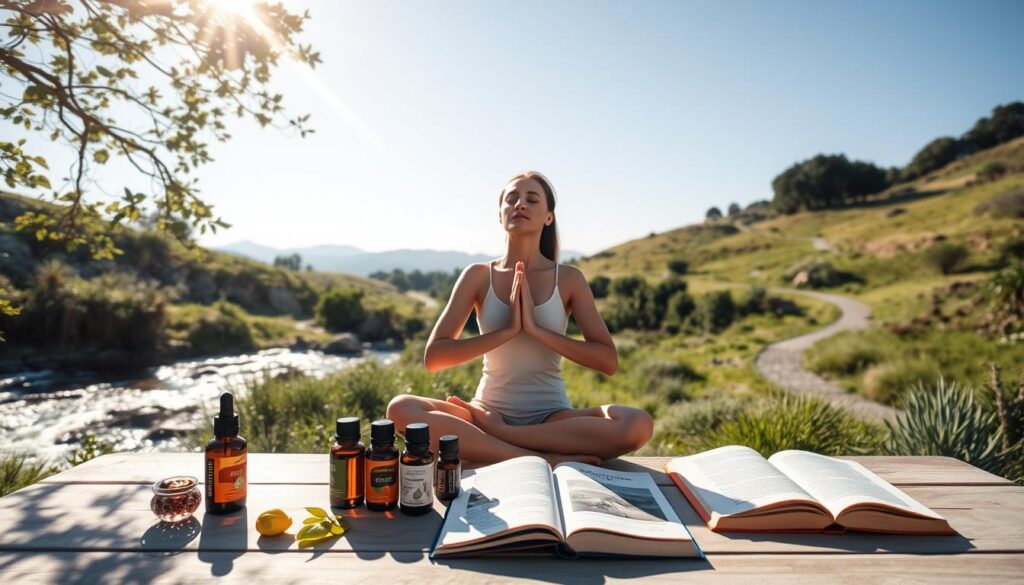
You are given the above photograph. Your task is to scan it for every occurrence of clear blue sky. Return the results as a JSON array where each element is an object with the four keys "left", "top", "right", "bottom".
[{"left": 11, "top": 0, "right": 1024, "bottom": 256}]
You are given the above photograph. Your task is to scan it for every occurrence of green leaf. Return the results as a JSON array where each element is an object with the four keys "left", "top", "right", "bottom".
[
  {"left": 302, "top": 517, "right": 321, "bottom": 525},
  {"left": 93, "top": 150, "right": 109, "bottom": 164},
  {"left": 96, "top": 65, "right": 114, "bottom": 78},
  {"left": 329, "top": 522, "right": 345, "bottom": 536},
  {"left": 305, "top": 506, "right": 327, "bottom": 519}
]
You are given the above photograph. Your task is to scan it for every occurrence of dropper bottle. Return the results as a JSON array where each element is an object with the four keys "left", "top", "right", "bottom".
[{"left": 205, "top": 392, "right": 248, "bottom": 515}]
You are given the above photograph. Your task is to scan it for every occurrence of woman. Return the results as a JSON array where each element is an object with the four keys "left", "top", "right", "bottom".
[{"left": 386, "top": 171, "right": 653, "bottom": 466}]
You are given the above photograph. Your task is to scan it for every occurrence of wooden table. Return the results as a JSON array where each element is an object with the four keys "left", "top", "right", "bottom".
[{"left": 0, "top": 454, "right": 1020, "bottom": 583}]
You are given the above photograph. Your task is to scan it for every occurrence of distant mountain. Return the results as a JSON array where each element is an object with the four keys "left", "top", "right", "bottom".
[{"left": 216, "top": 240, "right": 586, "bottom": 276}]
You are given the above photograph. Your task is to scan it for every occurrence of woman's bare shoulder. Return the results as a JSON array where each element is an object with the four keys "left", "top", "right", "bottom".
[{"left": 559, "top": 264, "right": 589, "bottom": 293}]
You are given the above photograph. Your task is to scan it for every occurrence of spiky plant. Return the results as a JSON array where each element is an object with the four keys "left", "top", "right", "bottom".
[
  {"left": 885, "top": 377, "right": 1014, "bottom": 476},
  {"left": 708, "top": 392, "right": 883, "bottom": 457}
]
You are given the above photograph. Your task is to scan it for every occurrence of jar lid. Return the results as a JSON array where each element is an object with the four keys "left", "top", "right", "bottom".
[
  {"left": 405, "top": 422, "right": 430, "bottom": 446},
  {"left": 152, "top": 476, "right": 198, "bottom": 496}
]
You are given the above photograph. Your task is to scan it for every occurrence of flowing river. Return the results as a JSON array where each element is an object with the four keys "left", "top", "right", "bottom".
[{"left": 0, "top": 348, "right": 399, "bottom": 461}]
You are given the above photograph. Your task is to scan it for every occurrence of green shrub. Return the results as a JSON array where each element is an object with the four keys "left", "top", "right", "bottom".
[
  {"left": 316, "top": 287, "right": 366, "bottom": 332},
  {"left": 663, "top": 290, "right": 696, "bottom": 332},
  {"left": 976, "top": 187, "right": 1024, "bottom": 220},
  {"left": 885, "top": 378, "right": 1017, "bottom": 477},
  {"left": 987, "top": 260, "right": 1024, "bottom": 320},
  {"left": 644, "top": 396, "right": 745, "bottom": 455},
  {"left": 924, "top": 242, "right": 969, "bottom": 275},
  {"left": 0, "top": 453, "right": 58, "bottom": 497},
  {"left": 5, "top": 263, "right": 167, "bottom": 350},
  {"left": 737, "top": 285, "right": 769, "bottom": 316},
  {"left": 977, "top": 160, "right": 1008, "bottom": 182},
  {"left": 358, "top": 305, "right": 401, "bottom": 342},
  {"left": 782, "top": 258, "right": 847, "bottom": 288},
  {"left": 862, "top": 357, "right": 939, "bottom": 404},
  {"left": 807, "top": 332, "right": 884, "bottom": 375},
  {"left": 1000, "top": 236, "right": 1024, "bottom": 265},
  {"left": 187, "top": 301, "right": 256, "bottom": 355},
  {"left": 667, "top": 259, "right": 689, "bottom": 276},
  {"left": 707, "top": 393, "right": 883, "bottom": 456},
  {"left": 589, "top": 275, "right": 610, "bottom": 299},
  {"left": 697, "top": 290, "right": 735, "bottom": 333}
]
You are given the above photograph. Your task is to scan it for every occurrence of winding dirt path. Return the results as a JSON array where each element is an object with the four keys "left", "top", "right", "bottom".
[{"left": 754, "top": 288, "right": 899, "bottom": 423}]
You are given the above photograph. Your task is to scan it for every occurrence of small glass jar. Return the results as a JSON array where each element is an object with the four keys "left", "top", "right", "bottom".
[{"left": 151, "top": 476, "right": 202, "bottom": 523}]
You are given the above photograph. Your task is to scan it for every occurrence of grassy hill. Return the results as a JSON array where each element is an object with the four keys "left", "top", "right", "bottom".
[{"left": 576, "top": 136, "right": 1024, "bottom": 404}]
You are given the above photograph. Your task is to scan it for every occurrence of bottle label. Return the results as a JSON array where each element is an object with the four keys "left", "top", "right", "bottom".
[
  {"left": 365, "top": 459, "right": 398, "bottom": 504},
  {"left": 399, "top": 462, "right": 433, "bottom": 507},
  {"left": 211, "top": 453, "right": 246, "bottom": 504},
  {"left": 330, "top": 458, "right": 352, "bottom": 500},
  {"left": 434, "top": 463, "right": 461, "bottom": 500}
]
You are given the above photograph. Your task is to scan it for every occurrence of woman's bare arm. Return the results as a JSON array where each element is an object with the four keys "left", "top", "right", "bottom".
[
  {"left": 423, "top": 264, "right": 518, "bottom": 372},
  {"left": 523, "top": 265, "right": 618, "bottom": 376}
]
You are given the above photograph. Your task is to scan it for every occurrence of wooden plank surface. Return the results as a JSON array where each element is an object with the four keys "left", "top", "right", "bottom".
[
  {"left": 2, "top": 481, "right": 1021, "bottom": 555},
  {"left": 1, "top": 551, "right": 1023, "bottom": 584},
  {"left": 42, "top": 453, "right": 1011, "bottom": 487}
]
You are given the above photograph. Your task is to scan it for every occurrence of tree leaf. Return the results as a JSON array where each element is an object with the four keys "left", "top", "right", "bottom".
[
  {"left": 302, "top": 517, "right": 321, "bottom": 525},
  {"left": 305, "top": 506, "right": 327, "bottom": 518},
  {"left": 93, "top": 150, "right": 109, "bottom": 164}
]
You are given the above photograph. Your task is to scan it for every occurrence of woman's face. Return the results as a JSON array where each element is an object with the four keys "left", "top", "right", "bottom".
[{"left": 499, "top": 177, "right": 552, "bottom": 234}]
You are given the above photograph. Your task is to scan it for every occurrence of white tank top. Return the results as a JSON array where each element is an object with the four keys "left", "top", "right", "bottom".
[{"left": 473, "top": 260, "right": 572, "bottom": 419}]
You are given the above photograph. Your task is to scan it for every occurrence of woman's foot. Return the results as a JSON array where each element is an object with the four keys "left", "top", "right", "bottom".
[{"left": 542, "top": 452, "right": 603, "bottom": 467}]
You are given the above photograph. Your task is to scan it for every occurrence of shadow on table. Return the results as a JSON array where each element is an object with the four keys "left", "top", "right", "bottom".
[
  {"left": 139, "top": 517, "right": 201, "bottom": 554},
  {"left": 336, "top": 505, "right": 441, "bottom": 562},
  {"left": 197, "top": 508, "right": 248, "bottom": 576},
  {"left": 719, "top": 530, "right": 975, "bottom": 553},
  {"left": 433, "top": 556, "right": 712, "bottom": 584}
]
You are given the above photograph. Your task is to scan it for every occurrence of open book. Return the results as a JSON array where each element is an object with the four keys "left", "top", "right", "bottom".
[
  {"left": 430, "top": 455, "right": 701, "bottom": 558},
  {"left": 665, "top": 446, "right": 955, "bottom": 534}
]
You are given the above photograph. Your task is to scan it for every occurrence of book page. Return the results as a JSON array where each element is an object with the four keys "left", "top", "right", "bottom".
[
  {"left": 769, "top": 451, "right": 944, "bottom": 520},
  {"left": 553, "top": 462, "right": 693, "bottom": 542},
  {"left": 667, "top": 445, "right": 819, "bottom": 517},
  {"left": 435, "top": 455, "right": 563, "bottom": 550}
]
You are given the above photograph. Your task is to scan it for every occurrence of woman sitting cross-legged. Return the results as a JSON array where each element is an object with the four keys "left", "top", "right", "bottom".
[{"left": 386, "top": 171, "right": 653, "bottom": 466}]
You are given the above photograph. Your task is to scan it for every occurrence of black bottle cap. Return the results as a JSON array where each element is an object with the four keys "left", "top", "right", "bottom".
[
  {"left": 213, "top": 392, "right": 239, "bottom": 437},
  {"left": 439, "top": 434, "right": 459, "bottom": 457},
  {"left": 405, "top": 422, "right": 430, "bottom": 446},
  {"left": 336, "top": 416, "right": 360, "bottom": 442},
  {"left": 370, "top": 419, "right": 395, "bottom": 444}
]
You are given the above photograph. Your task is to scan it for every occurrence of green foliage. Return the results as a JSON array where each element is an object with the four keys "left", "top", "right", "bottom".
[
  {"left": 369, "top": 267, "right": 460, "bottom": 298},
  {"left": 358, "top": 305, "right": 401, "bottom": 342},
  {"left": 962, "top": 101, "right": 1024, "bottom": 151},
  {"left": 975, "top": 187, "right": 1024, "bottom": 220},
  {"left": 771, "top": 154, "right": 889, "bottom": 214},
  {"left": 0, "top": 261, "right": 167, "bottom": 349},
  {"left": 316, "top": 288, "right": 366, "bottom": 332},
  {"left": 806, "top": 331, "right": 884, "bottom": 376},
  {"left": 987, "top": 260, "right": 1024, "bottom": 321},
  {"left": 273, "top": 254, "right": 303, "bottom": 271},
  {"left": 885, "top": 378, "right": 1019, "bottom": 477},
  {"left": 902, "top": 136, "right": 966, "bottom": 181},
  {"left": 233, "top": 353, "right": 481, "bottom": 453},
  {"left": 862, "top": 357, "right": 939, "bottom": 404},
  {"left": 782, "top": 258, "right": 851, "bottom": 288},
  {"left": 187, "top": 301, "right": 256, "bottom": 355},
  {"left": 727, "top": 203, "right": 741, "bottom": 217},
  {"left": 1, "top": 0, "right": 319, "bottom": 257},
  {"left": 924, "top": 242, "right": 969, "bottom": 275},
  {"left": 697, "top": 290, "right": 736, "bottom": 333},
  {"left": 589, "top": 275, "right": 610, "bottom": 299},
  {"left": 63, "top": 435, "right": 114, "bottom": 467},
  {"left": 0, "top": 453, "right": 58, "bottom": 497},
  {"left": 978, "top": 160, "right": 1008, "bottom": 183},
  {"left": 1000, "top": 236, "right": 1024, "bottom": 265},
  {"left": 706, "top": 207, "right": 723, "bottom": 220},
  {"left": 666, "top": 259, "right": 689, "bottom": 276},
  {"left": 645, "top": 396, "right": 744, "bottom": 455},
  {"left": 708, "top": 392, "right": 883, "bottom": 456}
]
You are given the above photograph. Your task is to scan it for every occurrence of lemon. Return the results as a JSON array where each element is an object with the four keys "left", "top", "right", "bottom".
[{"left": 256, "top": 509, "right": 293, "bottom": 536}]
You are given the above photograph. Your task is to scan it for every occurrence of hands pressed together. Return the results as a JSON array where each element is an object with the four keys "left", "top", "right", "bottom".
[{"left": 504, "top": 260, "right": 541, "bottom": 339}]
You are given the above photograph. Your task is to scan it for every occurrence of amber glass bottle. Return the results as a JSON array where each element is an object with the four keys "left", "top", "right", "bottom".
[
  {"left": 434, "top": 434, "right": 461, "bottom": 505},
  {"left": 399, "top": 422, "right": 434, "bottom": 515},
  {"left": 364, "top": 419, "right": 399, "bottom": 511},
  {"left": 330, "top": 416, "right": 365, "bottom": 509},
  {"left": 205, "top": 392, "right": 247, "bottom": 515}
]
